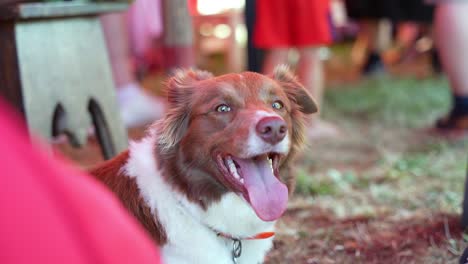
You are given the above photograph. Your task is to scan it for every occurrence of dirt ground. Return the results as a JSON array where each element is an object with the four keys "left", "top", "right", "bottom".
[
  {"left": 55, "top": 46, "right": 468, "bottom": 263},
  {"left": 266, "top": 126, "right": 467, "bottom": 264}
]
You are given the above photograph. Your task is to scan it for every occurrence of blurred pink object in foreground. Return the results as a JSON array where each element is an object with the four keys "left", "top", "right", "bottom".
[{"left": 0, "top": 101, "right": 162, "bottom": 264}]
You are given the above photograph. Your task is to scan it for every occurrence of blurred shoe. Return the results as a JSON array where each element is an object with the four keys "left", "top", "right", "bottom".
[
  {"left": 118, "top": 83, "right": 166, "bottom": 128},
  {"left": 361, "top": 52, "right": 385, "bottom": 76},
  {"left": 437, "top": 96, "right": 468, "bottom": 131},
  {"left": 436, "top": 114, "right": 468, "bottom": 131}
]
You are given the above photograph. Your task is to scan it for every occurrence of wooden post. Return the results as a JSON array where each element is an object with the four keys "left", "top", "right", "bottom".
[
  {"left": 245, "top": 0, "right": 264, "bottom": 73},
  {"left": 462, "top": 159, "right": 468, "bottom": 228},
  {"left": 161, "top": 0, "right": 195, "bottom": 72}
]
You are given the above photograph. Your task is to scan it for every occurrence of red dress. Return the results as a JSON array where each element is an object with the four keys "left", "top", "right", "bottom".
[{"left": 254, "top": 0, "right": 333, "bottom": 48}]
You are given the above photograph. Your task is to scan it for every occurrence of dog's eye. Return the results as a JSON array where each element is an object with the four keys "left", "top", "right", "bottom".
[
  {"left": 272, "top": 101, "right": 284, "bottom": 110},
  {"left": 216, "top": 104, "right": 231, "bottom": 113}
]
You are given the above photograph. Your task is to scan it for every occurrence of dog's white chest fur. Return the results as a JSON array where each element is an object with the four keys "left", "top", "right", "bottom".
[{"left": 124, "top": 136, "right": 276, "bottom": 264}]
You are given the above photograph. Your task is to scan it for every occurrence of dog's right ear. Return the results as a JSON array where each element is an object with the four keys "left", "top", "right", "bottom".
[
  {"left": 157, "top": 69, "right": 214, "bottom": 153},
  {"left": 166, "top": 69, "right": 214, "bottom": 106}
]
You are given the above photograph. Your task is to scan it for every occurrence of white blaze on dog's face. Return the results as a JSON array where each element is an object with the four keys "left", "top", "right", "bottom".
[{"left": 157, "top": 66, "right": 317, "bottom": 222}]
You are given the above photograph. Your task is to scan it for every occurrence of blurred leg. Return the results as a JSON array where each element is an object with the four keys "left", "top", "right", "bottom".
[
  {"left": 352, "top": 20, "right": 386, "bottom": 75},
  {"left": 297, "top": 48, "right": 324, "bottom": 109},
  {"left": 262, "top": 48, "right": 289, "bottom": 74},
  {"left": 434, "top": 2, "right": 468, "bottom": 130},
  {"left": 297, "top": 47, "right": 340, "bottom": 138},
  {"left": 101, "top": 14, "right": 165, "bottom": 128},
  {"left": 396, "top": 22, "right": 419, "bottom": 48},
  {"left": 435, "top": 3, "right": 468, "bottom": 97},
  {"left": 384, "top": 22, "right": 420, "bottom": 64},
  {"left": 101, "top": 13, "right": 134, "bottom": 88}
]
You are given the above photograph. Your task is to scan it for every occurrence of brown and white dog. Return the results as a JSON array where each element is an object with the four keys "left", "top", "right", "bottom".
[{"left": 90, "top": 65, "right": 317, "bottom": 264}]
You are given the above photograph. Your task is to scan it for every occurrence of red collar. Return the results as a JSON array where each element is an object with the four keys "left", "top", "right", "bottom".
[
  {"left": 215, "top": 231, "right": 275, "bottom": 262},
  {"left": 216, "top": 231, "right": 275, "bottom": 240}
]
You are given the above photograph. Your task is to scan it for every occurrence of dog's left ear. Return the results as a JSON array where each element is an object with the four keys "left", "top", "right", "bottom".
[{"left": 272, "top": 65, "right": 318, "bottom": 114}]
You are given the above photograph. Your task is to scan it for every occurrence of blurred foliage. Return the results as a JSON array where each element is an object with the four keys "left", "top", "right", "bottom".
[{"left": 324, "top": 76, "right": 451, "bottom": 128}]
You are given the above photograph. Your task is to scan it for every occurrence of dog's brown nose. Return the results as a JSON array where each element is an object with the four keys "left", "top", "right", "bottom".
[{"left": 256, "top": 117, "right": 287, "bottom": 145}]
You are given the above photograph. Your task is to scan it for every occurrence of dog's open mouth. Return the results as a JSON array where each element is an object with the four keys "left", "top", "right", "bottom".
[{"left": 216, "top": 153, "right": 288, "bottom": 222}]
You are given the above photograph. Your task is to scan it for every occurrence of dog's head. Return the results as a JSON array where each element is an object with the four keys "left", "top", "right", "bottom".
[{"left": 155, "top": 66, "right": 317, "bottom": 221}]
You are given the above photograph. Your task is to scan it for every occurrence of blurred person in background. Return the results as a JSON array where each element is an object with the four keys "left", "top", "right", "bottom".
[
  {"left": 345, "top": 0, "right": 435, "bottom": 76},
  {"left": 383, "top": 1, "right": 436, "bottom": 71},
  {"left": 253, "top": 0, "right": 339, "bottom": 139},
  {"left": 433, "top": 0, "right": 468, "bottom": 132},
  {"left": 345, "top": 0, "right": 393, "bottom": 75},
  {"left": 101, "top": 0, "right": 166, "bottom": 128}
]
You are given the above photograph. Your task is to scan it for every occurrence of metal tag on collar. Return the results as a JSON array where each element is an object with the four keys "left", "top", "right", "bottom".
[{"left": 232, "top": 238, "right": 242, "bottom": 263}]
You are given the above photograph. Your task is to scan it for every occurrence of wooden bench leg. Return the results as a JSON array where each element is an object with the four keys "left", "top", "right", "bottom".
[
  {"left": 52, "top": 103, "right": 87, "bottom": 148},
  {"left": 89, "top": 100, "right": 116, "bottom": 160}
]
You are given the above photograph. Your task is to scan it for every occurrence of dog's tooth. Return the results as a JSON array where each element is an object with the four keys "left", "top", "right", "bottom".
[
  {"left": 232, "top": 167, "right": 241, "bottom": 180},
  {"left": 225, "top": 156, "right": 243, "bottom": 183},
  {"left": 233, "top": 166, "right": 241, "bottom": 179},
  {"left": 227, "top": 157, "right": 235, "bottom": 171},
  {"left": 228, "top": 161, "right": 234, "bottom": 171},
  {"left": 234, "top": 171, "right": 241, "bottom": 181},
  {"left": 268, "top": 158, "right": 274, "bottom": 172},
  {"left": 232, "top": 169, "right": 240, "bottom": 179},
  {"left": 226, "top": 158, "right": 241, "bottom": 180}
]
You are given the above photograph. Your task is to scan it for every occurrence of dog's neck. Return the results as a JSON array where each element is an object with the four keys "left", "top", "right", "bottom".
[
  {"left": 172, "top": 189, "right": 276, "bottom": 263},
  {"left": 171, "top": 180, "right": 277, "bottom": 240},
  {"left": 171, "top": 182, "right": 276, "bottom": 263}
]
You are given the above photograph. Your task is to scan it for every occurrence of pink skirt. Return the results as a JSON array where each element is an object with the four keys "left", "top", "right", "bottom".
[{"left": 126, "top": 0, "right": 163, "bottom": 57}]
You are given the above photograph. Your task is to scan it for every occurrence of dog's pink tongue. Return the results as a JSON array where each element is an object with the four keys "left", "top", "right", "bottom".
[{"left": 235, "top": 157, "right": 288, "bottom": 221}]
